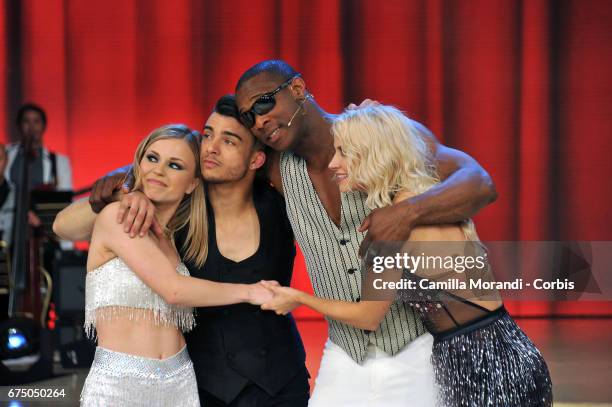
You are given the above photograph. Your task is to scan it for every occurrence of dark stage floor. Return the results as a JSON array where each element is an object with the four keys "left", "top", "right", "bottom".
[{"left": 1, "top": 318, "right": 611, "bottom": 406}]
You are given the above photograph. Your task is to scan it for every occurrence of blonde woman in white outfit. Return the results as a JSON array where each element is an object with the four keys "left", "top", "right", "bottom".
[{"left": 54, "top": 124, "right": 274, "bottom": 406}]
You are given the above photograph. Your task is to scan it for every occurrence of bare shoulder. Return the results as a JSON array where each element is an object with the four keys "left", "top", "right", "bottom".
[
  {"left": 95, "top": 201, "right": 122, "bottom": 230},
  {"left": 90, "top": 202, "right": 126, "bottom": 249}
]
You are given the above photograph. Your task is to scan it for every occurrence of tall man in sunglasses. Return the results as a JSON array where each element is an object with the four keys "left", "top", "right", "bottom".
[{"left": 234, "top": 60, "right": 497, "bottom": 406}]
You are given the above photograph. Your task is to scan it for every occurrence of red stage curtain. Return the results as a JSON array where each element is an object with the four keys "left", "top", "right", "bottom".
[
  {"left": 1, "top": 0, "right": 611, "bottom": 316},
  {"left": 0, "top": 3, "right": 7, "bottom": 137}
]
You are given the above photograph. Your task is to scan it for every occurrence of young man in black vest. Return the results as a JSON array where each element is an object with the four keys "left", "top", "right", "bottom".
[
  {"left": 182, "top": 95, "right": 308, "bottom": 405},
  {"left": 53, "top": 95, "right": 309, "bottom": 406}
]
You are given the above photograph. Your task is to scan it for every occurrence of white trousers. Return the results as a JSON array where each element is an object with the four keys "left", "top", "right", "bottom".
[{"left": 309, "top": 333, "right": 437, "bottom": 407}]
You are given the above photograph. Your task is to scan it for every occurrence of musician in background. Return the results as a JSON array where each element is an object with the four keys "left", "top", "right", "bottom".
[{"left": 0, "top": 103, "right": 72, "bottom": 246}]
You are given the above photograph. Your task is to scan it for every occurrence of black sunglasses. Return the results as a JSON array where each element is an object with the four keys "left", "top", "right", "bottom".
[{"left": 239, "top": 75, "right": 300, "bottom": 128}]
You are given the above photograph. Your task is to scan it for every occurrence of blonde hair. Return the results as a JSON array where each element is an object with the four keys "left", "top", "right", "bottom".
[
  {"left": 132, "top": 124, "right": 208, "bottom": 267},
  {"left": 331, "top": 105, "right": 480, "bottom": 241}
]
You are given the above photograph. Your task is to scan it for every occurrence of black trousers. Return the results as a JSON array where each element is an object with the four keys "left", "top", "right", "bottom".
[{"left": 198, "top": 368, "right": 310, "bottom": 407}]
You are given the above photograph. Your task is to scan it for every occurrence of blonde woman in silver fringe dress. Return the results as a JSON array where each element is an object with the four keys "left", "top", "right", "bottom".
[
  {"left": 262, "top": 105, "right": 553, "bottom": 406},
  {"left": 55, "top": 125, "right": 273, "bottom": 407}
]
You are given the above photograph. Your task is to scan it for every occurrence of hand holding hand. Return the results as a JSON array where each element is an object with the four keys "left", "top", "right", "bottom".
[
  {"left": 247, "top": 281, "right": 275, "bottom": 305},
  {"left": 260, "top": 284, "right": 302, "bottom": 315}
]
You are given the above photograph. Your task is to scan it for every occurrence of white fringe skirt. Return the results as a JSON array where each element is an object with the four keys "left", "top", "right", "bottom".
[{"left": 80, "top": 345, "right": 199, "bottom": 406}]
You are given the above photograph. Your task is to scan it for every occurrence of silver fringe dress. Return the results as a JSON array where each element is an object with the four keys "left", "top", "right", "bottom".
[
  {"left": 399, "top": 270, "right": 553, "bottom": 407},
  {"left": 80, "top": 257, "right": 199, "bottom": 407}
]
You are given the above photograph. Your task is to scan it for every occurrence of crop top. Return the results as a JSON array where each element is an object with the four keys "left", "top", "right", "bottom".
[{"left": 84, "top": 257, "right": 195, "bottom": 338}]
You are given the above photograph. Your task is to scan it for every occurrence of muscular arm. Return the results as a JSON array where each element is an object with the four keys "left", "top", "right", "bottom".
[
  {"left": 94, "top": 203, "right": 268, "bottom": 307},
  {"left": 409, "top": 121, "right": 497, "bottom": 224},
  {"left": 359, "top": 121, "right": 497, "bottom": 255}
]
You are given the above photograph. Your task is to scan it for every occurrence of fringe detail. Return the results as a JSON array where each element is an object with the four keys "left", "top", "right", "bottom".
[
  {"left": 84, "top": 258, "right": 195, "bottom": 339},
  {"left": 84, "top": 306, "right": 195, "bottom": 339},
  {"left": 432, "top": 313, "right": 553, "bottom": 407}
]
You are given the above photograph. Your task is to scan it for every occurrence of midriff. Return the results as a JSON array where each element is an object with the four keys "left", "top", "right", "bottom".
[{"left": 94, "top": 312, "right": 185, "bottom": 359}]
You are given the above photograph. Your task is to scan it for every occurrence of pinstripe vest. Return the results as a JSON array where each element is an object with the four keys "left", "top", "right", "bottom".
[{"left": 280, "top": 151, "right": 426, "bottom": 363}]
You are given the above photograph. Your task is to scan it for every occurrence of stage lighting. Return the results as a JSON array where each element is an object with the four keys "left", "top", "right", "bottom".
[
  {"left": 0, "top": 318, "right": 38, "bottom": 360},
  {"left": 7, "top": 328, "right": 28, "bottom": 351},
  {"left": 0, "top": 317, "right": 54, "bottom": 385}
]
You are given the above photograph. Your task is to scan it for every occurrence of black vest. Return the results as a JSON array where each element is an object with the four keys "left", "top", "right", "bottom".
[{"left": 178, "top": 180, "right": 306, "bottom": 404}]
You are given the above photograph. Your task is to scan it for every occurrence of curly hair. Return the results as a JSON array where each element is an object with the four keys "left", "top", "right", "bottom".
[{"left": 331, "top": 105, "right": 480, "bottom": 241}]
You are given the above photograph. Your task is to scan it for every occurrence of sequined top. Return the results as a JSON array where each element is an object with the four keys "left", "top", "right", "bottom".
[{"left": 84, "top": 257, "right": 195, "bottom": 339}]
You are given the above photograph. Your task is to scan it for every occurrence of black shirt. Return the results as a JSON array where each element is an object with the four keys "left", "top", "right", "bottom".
[{"left": 177, "top": 180, "right": 306, "bottom": 404}]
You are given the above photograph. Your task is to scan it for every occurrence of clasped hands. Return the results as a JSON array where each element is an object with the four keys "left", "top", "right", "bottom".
[
  {"left": 248, "top": 280, "right": 302, "bottom": 316},
  {"left": 103, "top": 189, "right": 302, "bottom": 315}
]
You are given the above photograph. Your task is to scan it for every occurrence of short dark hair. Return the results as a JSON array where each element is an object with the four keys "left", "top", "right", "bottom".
[
  {"left": 211, "top": 94, "right": 263, "bottom": 151},
  {"left": 16, "top": 103, "right": 47, "bottom": 127},
  {"left": 213, "top": 94, "right": 241, "bottom": 122},
  {"left": 236, "top": 60, "right": 299, "bottom": 92}
]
